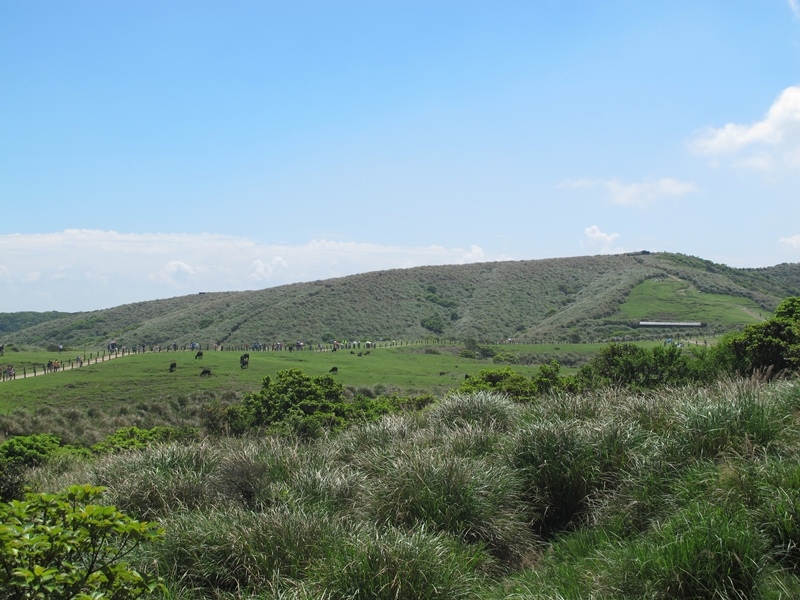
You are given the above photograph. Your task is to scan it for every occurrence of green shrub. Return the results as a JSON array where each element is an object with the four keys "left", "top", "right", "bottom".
[
  {"left": 0, "top": 434, "right": 66, "bottom": 467},
  {"left": 244, "top": 369, "right": 347, "bottom": 438},
  {"left": 421, "top": 315, "right": 445, "bottom": 334},
  {"left": 492, "top": 351, "right": 519, "bottom": 364},
  {"left": 577, "top": 343, "right": 702, "bottom": 390},
  {"left": 458, "top": 368, "right": 536, "bottom": 401},
  {"left": 92, "top": 425, "right": 200, "bottom": 454},
  {"left": 0, "top": 457, "right": 26, "bottom": 503},
  {"left": 0, "top": 484, "right": 164, "bottom": 599}
]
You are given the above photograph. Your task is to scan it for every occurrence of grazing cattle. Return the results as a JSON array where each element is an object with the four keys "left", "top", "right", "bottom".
[
  {"left": 169, "top": 362, "right": 177, "bottom": 372},
  {"left": 195, "top": 351, "right": 203, "bottom": 359},
  {"left": 240, "top": 355, "right": 249, "bottom": 369},
  {"left": 439, "top": 371, "right": 447, "bottom": 376},
  {"left": 200, "top": 368, "right": 212, "bottom": 377},
  {"left": 329, "top": 366, "right": 338, "bottom": 374}
]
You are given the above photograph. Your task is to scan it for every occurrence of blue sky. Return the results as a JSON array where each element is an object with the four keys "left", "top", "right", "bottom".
[{"left": 3, "top": 1, "right": 800, "bottom": 312}]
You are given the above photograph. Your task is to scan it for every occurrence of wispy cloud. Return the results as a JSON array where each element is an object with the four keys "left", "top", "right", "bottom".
[
  {"left": 583, "top": 225, "right": 626, "bottom": 254},
  {"left": 789, "top": 0, "right": 800, "bottom": 19},
  {"left": 689, "top": 85, "right": 800, "bottom": 171},
  {"left": 778, "top": 233, "right": 800, "bottom": 249},
  {"left": 559, "top": 177, "right": 696, "bottom": 206},
  {"left": 0, "top": 230, "right": 494, "bottom": 312}
]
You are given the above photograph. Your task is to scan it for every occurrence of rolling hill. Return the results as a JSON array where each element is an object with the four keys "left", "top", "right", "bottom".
[{"left": 2, "top": 251, "right": 799, "bottom": 350}]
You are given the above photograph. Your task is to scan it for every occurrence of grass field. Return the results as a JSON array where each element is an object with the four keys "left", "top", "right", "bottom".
[
  {"left": 0, "top": 341, "right": 677, "bottom": 415},
  {"left": 618, "top": 276, "right": 768, "bottom": 326}
]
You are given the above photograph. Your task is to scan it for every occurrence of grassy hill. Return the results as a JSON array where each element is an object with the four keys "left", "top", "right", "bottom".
[{"left": 2, "top": 251, "right": 799, "bottom": 350}]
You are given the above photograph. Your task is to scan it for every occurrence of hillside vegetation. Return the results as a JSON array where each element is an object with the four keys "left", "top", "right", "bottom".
[
  {"left": 2, "top": 299, "right": 800, "bottom": 598},
  {"left": 2, "top": 252, "right": 799, "bottom": 349}
]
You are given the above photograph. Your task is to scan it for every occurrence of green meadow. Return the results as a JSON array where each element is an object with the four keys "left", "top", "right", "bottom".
[
  {"left": 618, "top": 276, "right": 768, "bottom": 326},
  {"left": 0, "top": 342, "right": 634, "bottom": 415}
]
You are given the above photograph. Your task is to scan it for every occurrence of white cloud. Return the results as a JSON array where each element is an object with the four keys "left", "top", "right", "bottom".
[
  {"left": 583, "top": 225, "right": 626, "bottom": 254},
  {"left": 151, "top": 260, "right": 198, "bottom": 285},
  {"left": 689, "top": 85, "right": 800, "bottom": 171},
  {"left": 0, "top": 230, "right": 496, "bottom": 312},
  {"left": 789, "top": 0, "right": 800, "bottom": 19},
  {"left": 778, "top": 234, "right": 800, "bottom": 249},
  {"left": 559, "top": 177, "right": 696, "bottom": 206}
]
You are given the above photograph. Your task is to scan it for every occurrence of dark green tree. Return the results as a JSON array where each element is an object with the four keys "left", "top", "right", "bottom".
[
  {"left": 243, "top": 369, "right": 347, "bottom": 437},
  {"left": 458, "top": 367, "right": 536, "bottom": 401}
]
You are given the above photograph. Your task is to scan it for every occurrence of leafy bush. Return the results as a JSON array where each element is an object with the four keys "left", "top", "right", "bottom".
[
  {"left": 492, "top": 351, "right": 519, "bottom": 364},
  {"left": 92, "top": 425, "right": 200, "bottom": 454},
  {"left": 244, "top": 369, "right": 347, "bottom": 438},
  {"left": 421, "top": 315, "right": 445, "bottom": 334},
  {"left": 458, "top": 368, "right": 536, "bottom": 401},
  {"left": 0, "top": 484, "right": 164, "bottom": 599},
  {"left": 714, "top": 296, "right": 800, "bottom": 377},
  {"left": 0, "top": 433, "right": 83, "bottom": 467},
  {"left": 577, "top": 343, "right": 709, "bottom": 390},
  {"left": 0, "top": 458, "right": 26, "bottom": 503}
]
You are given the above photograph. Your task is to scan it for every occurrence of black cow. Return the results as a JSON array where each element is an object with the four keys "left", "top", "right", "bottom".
[
  {"left": 200, "top": 367, "right": 212, "bottom": 377},
  {"left": 195, "top": 351, "right": 204, "bottom": 359},
  {"left": 240, "top": 355, "right": 249, "bottom": 369},
  {"left": 169, "top": 362, "right": 177, "bottom": 372},
  {"left": 329, "top": 366, "right": 338, "bottom": 374}
]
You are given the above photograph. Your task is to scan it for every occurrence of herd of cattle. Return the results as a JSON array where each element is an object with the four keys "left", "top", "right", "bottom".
[{"left": 169, "top": 351, "right": 340, "bottom": 377}]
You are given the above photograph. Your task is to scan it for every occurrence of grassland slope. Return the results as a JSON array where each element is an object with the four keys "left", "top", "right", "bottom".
[{"left": 2, "top": 252, "right": 799, "bottom": 348}]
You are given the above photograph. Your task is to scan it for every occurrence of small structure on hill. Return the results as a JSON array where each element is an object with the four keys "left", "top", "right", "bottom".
[{"left": 637, "top": 321, "right": 705, "bottom": 328}]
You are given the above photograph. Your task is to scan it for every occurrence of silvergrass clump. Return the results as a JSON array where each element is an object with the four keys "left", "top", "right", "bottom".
[
  {"left": 487, "top": 528, "right": 618, "bottom": 600},
  {"left": 609, "top": 500, "right": 767, "bottom": 599},
  {"left": 509, "top": 419, "right": 601, "bottom": 536},
  {"left": 362, "top": 446, "right": 534, "bottom": 566},
  {"left": 311, "top": 524, "right": 488, "bottom": 599},
  {"left": 427, "top": 391, "right": 519, "bottom": 433},
  {"left": 669, "top": 379, "right": 787, "bottom": 463},
  {"left": 211, "top": 435, "right": 307, "bottom": 509},
  {"left": 749, "top": 457, "right": 800, "bottom": 570},
  {"left": 149, "top": 505, "right": 339, "bottom": 595},
  {"left": 76, "top": 441, "right": 223, "bottom": 519},
  {"left": 329, "top": 413, "right": 424, "bottom": 472},
  {"left": 438, "top": 422, "right": 509, "bottom": 459}
]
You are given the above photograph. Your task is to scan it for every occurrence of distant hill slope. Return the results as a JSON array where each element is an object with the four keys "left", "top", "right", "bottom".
[{"left": 2, "top": 252, "right": 799, "bottom": 349}]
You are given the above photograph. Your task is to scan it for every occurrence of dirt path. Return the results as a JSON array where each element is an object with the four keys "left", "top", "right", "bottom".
[{"left": 0, "top": 351, "right": 127, "bottom": 382}]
